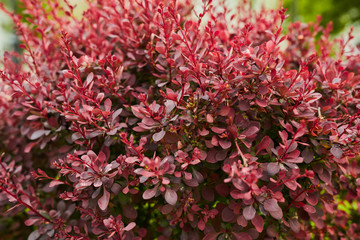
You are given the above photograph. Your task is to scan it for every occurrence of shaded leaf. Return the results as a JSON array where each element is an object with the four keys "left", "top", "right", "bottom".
[
  {"left": 203, "top": 232, "right": 219, "bottom": 240},
  {"left": 289, "top": 218, "right": 300, "bottom": 233}
]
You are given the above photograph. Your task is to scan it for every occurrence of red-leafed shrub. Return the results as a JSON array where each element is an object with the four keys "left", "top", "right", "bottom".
[{"left": 1, "top": 0, "right": 360, "bottom": 239}]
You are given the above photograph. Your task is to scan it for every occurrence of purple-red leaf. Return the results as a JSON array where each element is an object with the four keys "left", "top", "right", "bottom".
[
  {"left": 153, "top": 129, "right": 165, "bottom": 142},
  {"left": 143, "top": 185, "right": 158, "bottom": 200},
  {"left": 289, "top": 218, "right": 300, "bottom": 233},
  {"left": 252, "top": 214, "right": 264, "bottom": 233},
  {"left": 241, "top": 126, "right": 259, "bottom": 137},
  {"left": 256, "top": 136, "right": 271, "bottom": 154},
  {"left": 269, "top": 209, "right": 283, "bottom": 220},
  {"left": 303, "top": 205, "right": 316, "bottom": 213},
  {"left": 104, "top": 98, "right": 112, "bottom": 111},
  {"left": 123, "top": 222, "right": 136, "bottom": 231},
  {"left": 267, "top": 163, "right": 280, "bottom": 175},
  {"left": 330, "top": 145, "right": 343, "bottom": 159},
  {"left": 264, "top": 199, "right": 281, "bottom": 212},
  {"left": 30, "top": 130, "right": 45, "bottom": 140},
  {"left": 25, "top": 218, "right": 40, "bottom": 226},
  {"left": 165, "top": 188, "right": 177, "bottom": 205},
  {"left": 98, "top": 188, "right": 110, "bottom": 211},
  {"left": 243, "top": 205, "right": 256, "bottom": 220},
  {"left": 203, "top": 232, "right": 220, "bottom": 240}
]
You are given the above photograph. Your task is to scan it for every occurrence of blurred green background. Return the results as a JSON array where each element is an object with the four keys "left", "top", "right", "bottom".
[{"left": 0, "top": 0, "right": 359, "bottom": 54}]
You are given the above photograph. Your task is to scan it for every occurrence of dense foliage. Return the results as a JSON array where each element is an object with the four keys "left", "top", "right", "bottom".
[{"left": 1, "top": 0, "right": 360, "bottom": 239}]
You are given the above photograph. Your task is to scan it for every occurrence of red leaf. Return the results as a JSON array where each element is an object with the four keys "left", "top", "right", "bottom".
[
  {"left": 264, "top": 199, "right": 281, "bottom": 212},
  {"left": 267, "top": 162, "right": 280, "bottom": 175},
  {"left": 153, "top": 129, "right": 165, "bottom": 142},
  {"left": 165, "top": 188, "right": 177, "bottom": 205},
  {"left": 98, "top": 188, "right": 110, "bottom": 211},
  {"left": 256, "top": 136, "right": 271, "bottom": 154},
  {"left": 123, "top": 222, "right": 136, "bottom": 231},
  {"left": 219, "top": 139, "right": 231, "bottom": 149},
  {"left": 237, "top": 215, "right": 248, "bottom": 227},
  {"left": 184, "top": 20, "right": 193, "bottom": 30},
  {"left": 251, "top": 214, "right": 264, "bottom": 232},
  {"left": 202, "top": 186, "right": 215, "bottom": 202},
  {"left": 206, "top": 114, "right": 214, "bottom": 123},
  {"left": 266, "top": 40, "right": 275, "bottom": 52},
  {"left": 198, "top": 219, "right": 205, "bottom": 230},
  {"left": 155, "top": 41, "right": 166, "bottom": 55},
  {"left": 269, "top": 209, "right": 283, "bottom": 220},
  {"left": 49, "top": 180, "right": 63, "bottom": 188},
  {"left": 25, "top": 218, "right": 41, "bottom": 226},
  {"left": 302, "top": 148, "right": 314, "bottom": 163},
  {"left": 305, "top": 192, "right": 318, "bottom": 206},
  {"left": 303, "top": 205, "right": 316, "bottom": 213},
  {"left": 219, "top": 106, "right": 231, "bottom": 116},
  {"left": 104, "top": 98, "right": 112, "bottom": 111},
  {"left": 64, "top": 70, "right": 75, "bottom": 78},
  {"left": 243, "top": 205, "right": 256, "bottom": 220},
  {"left": 255, "top": 98, "right": 267, "bottom": 107},
  {"left": 289, "top": 218, "right": 300, "bottom": 233},
  {"left": 26, "top": 115, "right": 42, "bottom": 120},
  {"left": 211, "top": 126, "right": 226, "bottom": 134},
  {"left": 30, "top": 130, "right": 46, "bottom": 140},
  {"left": 279, "top": 130, "right": 288, "bottom": 144},
  {"left": 203, "top": 232, "right": 220, "bottom": 240},
  {"left": 232, "top": 232, "right": 252, "bottom": 240},
  {"left": 222, "top": 207, "right": 235, "bottom": 222},
  {"left": 85, "top": 72, "right": 94, "bottom": 86},
  {"left": 330, "top": 145, "right": 343, "bottom": 159},
  {"left": 241, "top": 126, "right": 259, "bottom": 137},
  {"left": 143, "top": 185, "right": 159, "bottom": 200},
  {"left": 28, "top": 230, "right": 40, "bottom": 240}
]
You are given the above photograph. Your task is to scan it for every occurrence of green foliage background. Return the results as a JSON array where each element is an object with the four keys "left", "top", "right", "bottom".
[{"left": 283, "top": 0, "right": 360, "bottom": 34}]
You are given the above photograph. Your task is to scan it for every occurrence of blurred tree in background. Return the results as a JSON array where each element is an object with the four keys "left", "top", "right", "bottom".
[{"left": 283, "top": 0, "right": 360, "bottom": 34}]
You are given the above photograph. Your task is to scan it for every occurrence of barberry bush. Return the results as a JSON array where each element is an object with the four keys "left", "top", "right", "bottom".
[{"left": 1, "top": 0, "right": 360, "bottom": 239}]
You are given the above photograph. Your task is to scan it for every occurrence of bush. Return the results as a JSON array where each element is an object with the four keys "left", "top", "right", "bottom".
[{"left": 1, "top": 0, "right": 360, "bottom": 239}]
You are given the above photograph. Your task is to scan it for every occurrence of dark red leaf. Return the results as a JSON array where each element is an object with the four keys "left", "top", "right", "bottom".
[
  {"left": 251, "top": 214, "right": 264, "bottom": 232},
  {"left": 241, "top": 126, "right": 259, "bottom": 137},
  {"left": 203, "top": 232, "right": 220, "bottom": 240},
  {"left": 211, "top": 126, "right": 226, "bottom": 134},
  {"left": 256, "top": 136, "right": 271, "bottom": 154},
  {"left": 222, "top": 206, "right": 235, "bottom": 222}
]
